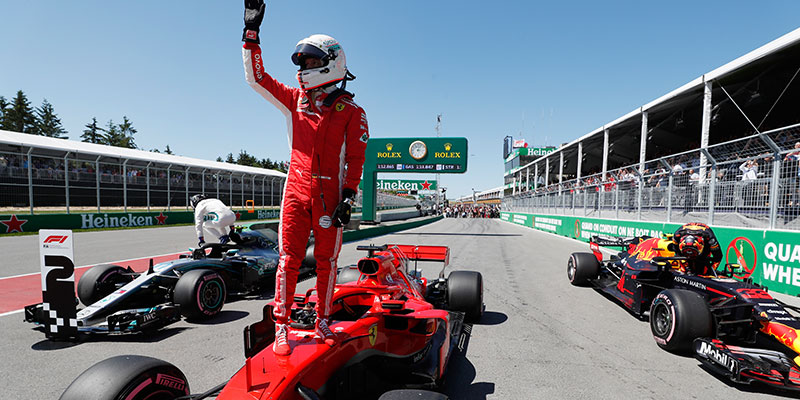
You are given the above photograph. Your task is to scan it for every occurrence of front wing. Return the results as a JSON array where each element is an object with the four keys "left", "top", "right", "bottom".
[
  {"left": 24, "top": 302, "right": 181, "bottom": 336},
  {"left": 694, "top": 338, "right": 800, "bottom": 390}
]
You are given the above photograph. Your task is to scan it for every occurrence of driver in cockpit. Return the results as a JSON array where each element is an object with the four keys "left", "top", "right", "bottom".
[{"left": 670, "top": 222, "right": 722, "bottom": 275}]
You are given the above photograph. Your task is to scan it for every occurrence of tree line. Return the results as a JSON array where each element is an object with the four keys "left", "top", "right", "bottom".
[
  {"left": 217, "top": 150, "right": 288, "bottom": 173},
  {"left": 1, "top": 90, "right": 287, "bottom": 172}
]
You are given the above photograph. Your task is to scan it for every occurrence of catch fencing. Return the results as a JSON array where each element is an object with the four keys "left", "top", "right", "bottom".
[{"left": 504, "top": 123, "right": 800, "bottom": 231}]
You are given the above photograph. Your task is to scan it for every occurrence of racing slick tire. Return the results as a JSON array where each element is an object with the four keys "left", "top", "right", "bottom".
[
  {"left": 447, "top": 270, "right": 484, "bottom": 322},
  {"left": 567, "top": 252, "right": 600, "bottom": 286},
  {"left": 649, "top": 289, "right": 713, "bottom": 352},
  {"left": 378, "top": 389, "right": 449, "bottom": 400},
  {"left": 301, "top": 243, "right": 317, "bottom": 273},
  {"left": 60, "top": 355, "right": 189, "bottom": 400},
  {"left": 337, "top": 265, "right": 361, "bottom": 284},
  {"left": 77, "top": 264, "right": 132, "bottom": 306},
  {"left": 174, "top": 269, "right": 227, "bottom": 321}
]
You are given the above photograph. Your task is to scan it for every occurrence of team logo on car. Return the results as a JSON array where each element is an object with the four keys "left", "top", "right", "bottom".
[
  {"left": 725, "top": 237, "right": 756, "bottom": 279},
  {"left": 368, "top": 324, "right": 378, "bottom": 346}
]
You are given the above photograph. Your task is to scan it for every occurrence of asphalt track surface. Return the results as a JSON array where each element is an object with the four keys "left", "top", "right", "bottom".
[{"left": 0, "top": 219, "right": 793, "bottom": 399}]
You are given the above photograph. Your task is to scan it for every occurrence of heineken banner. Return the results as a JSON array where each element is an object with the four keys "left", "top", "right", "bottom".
[
  {"left": 501, "top": 211, "right": 800, "bottom": 297},
  {"left": 0, "top": 208, "right": 282, "bottom": 234},
  {"left": 360, "top": 179, "right": 437, "bottom": 192}
]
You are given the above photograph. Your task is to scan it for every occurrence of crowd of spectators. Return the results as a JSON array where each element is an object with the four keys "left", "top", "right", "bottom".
[{"left": 443, "top": 204, "right": 500, "bottom": 219}]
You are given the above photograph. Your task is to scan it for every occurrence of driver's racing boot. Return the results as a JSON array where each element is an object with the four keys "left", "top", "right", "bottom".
[
  {"left": 273, "top": 323, "right": 291, "bottom": 356},
  {"left": 315, "top": 318, "right": 338, "bottom": 347}
]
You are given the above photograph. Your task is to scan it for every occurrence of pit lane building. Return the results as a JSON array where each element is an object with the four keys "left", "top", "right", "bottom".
[{"left": 0, "top": 129, "right": 286, "bottom": 213}]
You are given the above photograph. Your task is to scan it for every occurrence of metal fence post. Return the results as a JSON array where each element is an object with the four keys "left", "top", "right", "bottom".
[
  {"left": 146, "top": 162, "right": 151, "bottom": 212},
  {"left": 96, "top": 156, "right": 102, "bottom": 213},
  {"left": 229, "top": 172, "right": 233, "bottom": 207},
  {"left": 271, "top": 177, "right": 275, "bottom": 206},
  {"left": 167, "top": 164, "right": 172, "bottom": 211},
  {"left": 27, "top": 148, "right": 33, "bottom": 214},
  {"left": 252, "top": 175, "right": 256, "bottom": 208},
  {"left": 216, "top": 173, "right": 220, "bottom": 199},
  {"left": 185, "top": 166, "right": 190, "bottom": 210},
  {"left": 701, "top": 149, "right": 717, "bottom": 225},
  {"left": 201, "top": 168, "right": 206, "bottom": 196},
  {"left": 122, "top": 159, "right": 128, "bottom": 213},
  {"left": 759, "top": 134, "right": 782, "bottom": 229},
  {"left": 64, "top": 152, "right": 70, "bottom": 214}
]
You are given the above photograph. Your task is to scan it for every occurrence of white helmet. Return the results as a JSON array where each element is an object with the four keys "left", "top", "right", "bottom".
[{"left": 291, "top": 34, "right": 347, "bottom": 91}]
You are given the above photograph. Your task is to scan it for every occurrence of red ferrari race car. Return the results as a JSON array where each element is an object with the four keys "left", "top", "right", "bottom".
[
  {"left": 59, "top": 244, "right": 483, "bottom": 400},
  {"left": 568, "top": 234, "right": 800, "bottom": 393}
]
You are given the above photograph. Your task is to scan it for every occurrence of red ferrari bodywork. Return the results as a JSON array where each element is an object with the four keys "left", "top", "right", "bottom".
[{"left": 217, "top": 244, "right": 460, "bottom": 400}]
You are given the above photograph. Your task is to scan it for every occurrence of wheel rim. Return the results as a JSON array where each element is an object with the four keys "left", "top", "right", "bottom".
[
  {"left": 652, "top": 302, "right": 672, "bottom": 337},
  {"left": 567, "top": 258, "right": 576, "bottom": 280},
  {"left": 201, "top": 281, "right": 223, "bottom": 309}
]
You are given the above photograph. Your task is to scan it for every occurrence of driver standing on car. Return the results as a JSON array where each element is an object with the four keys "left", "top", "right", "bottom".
[
  {"left": 670, "top": 222, "right": 723, "bottom": 275},
  {"left": 242, "top": 0, "right": 369, "bottom": 355},
  {"left": 191, "top": 194, "right": 236, "bottom": 247}
]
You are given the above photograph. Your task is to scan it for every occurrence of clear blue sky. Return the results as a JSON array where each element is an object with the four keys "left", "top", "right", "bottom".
[{"left": 2, "top": 1, "right": 799, "bottom": 200}]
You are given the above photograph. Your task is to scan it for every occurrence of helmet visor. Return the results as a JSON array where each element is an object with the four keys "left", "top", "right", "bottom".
[{"left": 291, "top": 43, "right": 330, "bottom": 69}]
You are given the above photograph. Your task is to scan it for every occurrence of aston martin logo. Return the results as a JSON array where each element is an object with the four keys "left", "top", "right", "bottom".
[
  {"left": 444, "top": 143, "right": 452, "bottom": 151},
  {"left": 386, "top": 143, "right": 393, "bottom": 151}
]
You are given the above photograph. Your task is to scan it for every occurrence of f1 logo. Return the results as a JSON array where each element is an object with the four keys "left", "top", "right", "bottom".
[{"left": 43, "top": 235, "right": 69, "bottom": 244}]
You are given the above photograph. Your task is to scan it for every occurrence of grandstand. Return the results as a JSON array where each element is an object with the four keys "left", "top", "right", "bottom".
[
  {"left": 0, "top": 130, "right": 286, "bottom": 213},
  {"left": 455, "top": 186, "right": 504, "bottom": 205},
  {"left": 503, "top": 28, "right": 800, "bottom": 231}
]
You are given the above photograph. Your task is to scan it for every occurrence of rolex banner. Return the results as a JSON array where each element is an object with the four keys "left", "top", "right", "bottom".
[
  {"left": 39, "top": 229, "right": 78, "bottom": 339},
  {"left": 501, "top": 211, "right": 800, "bottom": 297}
]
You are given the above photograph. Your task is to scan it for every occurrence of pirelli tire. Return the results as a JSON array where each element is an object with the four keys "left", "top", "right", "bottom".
[
  {"left": 77, "top": 264, "right": 132, "bottom": 306},
  {"left": 174, "top": 269, "right": 227, "bottom": 321},
  {"left": 337, "top": 265, "right": 361, "bottom": 284},
  {"left": 567, "top": 252, "right": 600, "bottom": 286},
  {"left": 447, "top": 270, "right": 484, "bottom": 322},
  {"left": 650, "top": 289, "right": 713, "bottom": 352},
  {"left": 60, "top": 355, "right": 189, "bottom": 400}
]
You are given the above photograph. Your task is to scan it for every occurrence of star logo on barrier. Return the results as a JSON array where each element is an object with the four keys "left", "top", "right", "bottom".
[
  {"left": 235, "top": 212, "right": 242, "bottom": 220},
  {"left": 1, "top": 215, "right": 28, "bottom": 233},
  {"left": 155, "top": 212, "right": 168, "bottom": 225},
  {"left": 421, "top": 180, "right": 432, "bottom": 190}
]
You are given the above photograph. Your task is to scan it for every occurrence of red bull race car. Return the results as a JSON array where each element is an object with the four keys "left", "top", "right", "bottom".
[
  {"left": 568, "top": 234, "right": 800, "bottom": 393},
  {"left": 59, "top": 243, "right": 483, "bottom": 400}
]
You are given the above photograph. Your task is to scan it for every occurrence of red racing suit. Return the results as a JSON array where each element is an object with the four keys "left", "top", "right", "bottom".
[{"left": 243, "top": 42, "right": 369, "bottom": 324}]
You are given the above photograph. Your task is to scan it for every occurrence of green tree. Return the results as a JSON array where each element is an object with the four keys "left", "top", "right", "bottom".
[
  {"left": 81, "top": 117, "right": 104, "bottom": 143},
  {"left": 102, "top": 117, "right": 137, "bottom": 149},
  {"left": 225, "top": 153, "right": 235, "bottom": 163},
  {"left": 3, "top": 90, "right": 37, "bottom": 133},
  {"left": 0, "top": 96, "right": 8, "bottom": 128},
  {"left": 236, "top": 150, "right": 260, "bottom": 167},
  {"left": 216, "top": 156, "right": 223, "bottom": 162},
  {"left": 34, "top": 99, "right": 68, "bottom": 138},
  {"left": 115, "top": 116, "right": 137, "bottom": 149},
  {"left": 164, "top": 145, "right": 173, "bottom": 155}
]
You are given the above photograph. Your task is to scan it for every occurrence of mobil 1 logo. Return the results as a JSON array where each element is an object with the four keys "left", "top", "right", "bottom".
[{"left": 39, "top": 229, "right": 78, "bottom": 339}]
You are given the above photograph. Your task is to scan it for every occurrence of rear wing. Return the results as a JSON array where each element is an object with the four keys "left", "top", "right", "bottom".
[
  {"left": 590, "top": 235, "right": 637, "bottom": 248},
  {"left": 385, "top": 244, "right": 450, "bottom": 267}
]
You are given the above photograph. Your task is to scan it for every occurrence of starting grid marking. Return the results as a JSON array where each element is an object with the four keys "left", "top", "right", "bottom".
[{"left": 0, "top": 251, "right": 185, "bottom": 317}]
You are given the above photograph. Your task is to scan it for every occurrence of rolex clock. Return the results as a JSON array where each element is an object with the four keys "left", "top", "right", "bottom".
[{"left": 409, "top": 140, "right": 427, "bottom": 160}]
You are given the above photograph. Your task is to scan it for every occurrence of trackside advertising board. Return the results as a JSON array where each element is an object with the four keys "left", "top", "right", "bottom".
[
  {"left": 39, "top": 229, "right": 77, "bottom": 339},
  {"left": 501, "top": 211, "right": 800, "bottom": 297}
]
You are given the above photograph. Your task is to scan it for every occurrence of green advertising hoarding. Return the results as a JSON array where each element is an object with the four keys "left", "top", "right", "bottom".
[
  {"left": 0, "top": 208, "right": 282, "bottom": 234},
  {"left": 360, "top": 179, "right": 437, "bottom": 192},
  {"left": 500, "top": 211, "right": 800, "bottom": 297}
]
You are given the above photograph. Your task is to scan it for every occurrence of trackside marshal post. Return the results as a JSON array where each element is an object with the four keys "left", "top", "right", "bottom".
[{"left": 39, "top": 229, "right": 78, "bottom": 339}]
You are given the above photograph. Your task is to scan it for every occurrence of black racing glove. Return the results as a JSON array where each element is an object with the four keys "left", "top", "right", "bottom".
[
  {"left": 242, "top": 0, "right": 266, "bottom": 44},
  {"left": 332, "top": 188, "right": 356, "bottom": 228}
]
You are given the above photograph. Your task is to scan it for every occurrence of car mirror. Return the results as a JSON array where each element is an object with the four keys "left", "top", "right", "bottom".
[
  {"left": 226, "top": 249, "right": 240, "bottom": 257},
  {"left": 726, "top": 263, "right": 744, "bottom": 275}
]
